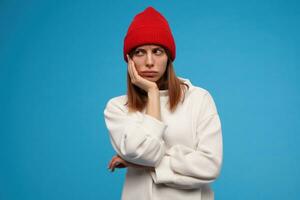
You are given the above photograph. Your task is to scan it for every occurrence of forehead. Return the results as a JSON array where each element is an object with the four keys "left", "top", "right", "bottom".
[{"left": 135, "top": 44, "right": 163, "bottom": 50}]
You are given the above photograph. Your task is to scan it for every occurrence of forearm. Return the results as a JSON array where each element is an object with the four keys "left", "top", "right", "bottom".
[
  {"left": 128, "top": 86, "right": 161, "bottom": 168},
  {"left": 109, "top": 93, "right": 163, "bottom": 170},
  {"left": 146, "top": 87, "right": 161, "bottom": 121}
]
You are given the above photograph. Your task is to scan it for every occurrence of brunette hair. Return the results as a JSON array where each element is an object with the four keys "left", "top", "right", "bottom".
[{"left": 125, "top": 47, "right": 189, "bottom": 113}]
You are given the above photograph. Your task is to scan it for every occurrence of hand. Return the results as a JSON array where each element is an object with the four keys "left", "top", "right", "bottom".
[
  {"left": 108, "top": 155, "right": 127, "bottom": 172},
  {"left": 127, "top": 54, "right": 158, "bottom": 92},
  {"left": 108, "top": 154, "right": 155, "bottom": 172}
]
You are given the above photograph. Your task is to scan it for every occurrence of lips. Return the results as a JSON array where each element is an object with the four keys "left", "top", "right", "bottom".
[
  {"left": 141, "top": 71, "right": 158, "bottom": 75},
  {"left": 140, "top": 71, "right": 158, "bottom": 78}
]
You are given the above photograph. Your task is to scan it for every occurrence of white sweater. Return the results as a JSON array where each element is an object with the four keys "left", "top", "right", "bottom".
[{"left": 104, "top": 77, "right": 223, "bottom": 200}]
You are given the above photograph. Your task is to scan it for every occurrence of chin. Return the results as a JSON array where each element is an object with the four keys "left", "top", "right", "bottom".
[{"left": 145, "top": 77, "right": 159, "bottom": 82}]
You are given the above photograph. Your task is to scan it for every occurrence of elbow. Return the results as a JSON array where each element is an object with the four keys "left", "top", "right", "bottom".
[
  {"left": 209, "top": 166, "right": 221, "bottom": 181},
  {"left": 120, "top": 133, "right": 165, "bottom": 166},
  {"left": 120, "top": 135, "right": 146, "bottom": 158},
  {"left": 207, "top": 156, "right": 222, "bottom": 180}
]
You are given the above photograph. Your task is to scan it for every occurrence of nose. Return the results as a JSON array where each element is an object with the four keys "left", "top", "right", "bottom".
[{"left": 145, "top": 53, "right": 154, "bottom": 68}]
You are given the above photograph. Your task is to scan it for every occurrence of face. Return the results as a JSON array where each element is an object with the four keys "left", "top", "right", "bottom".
[{"left": 131, "top": 44, "right": 168, "bottom": 82}]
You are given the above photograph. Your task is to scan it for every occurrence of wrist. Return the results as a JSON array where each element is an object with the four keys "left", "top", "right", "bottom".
[{"left": 147, "top": 85, "right": 159, "bottom": 93}]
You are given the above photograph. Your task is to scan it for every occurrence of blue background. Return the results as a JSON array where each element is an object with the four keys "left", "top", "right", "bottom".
[{"left": 1, "top": 0, "right": 299, "bottom": 199}]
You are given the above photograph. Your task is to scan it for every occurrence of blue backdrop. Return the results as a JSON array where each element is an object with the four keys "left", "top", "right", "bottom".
[{"left": 1, "top": 0, "right": 299, "bottom": 199}]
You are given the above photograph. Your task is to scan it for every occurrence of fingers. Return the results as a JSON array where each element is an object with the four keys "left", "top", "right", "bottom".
[
  {"left": 111, "top": 162, "right": 119, "bottom": 172},
  {"left": 130, "top": 58, "right": 140, "bottom": 80},
  {"left": 108, "top": 155, "right": 152, "bottom": 172},
  {"left": 108, "top": 155, "right": 118, "bottom": 171},
  {"left": 126, "top": 54, "right": 157, "bottom": 92},
  {"left": 109, "top": 159, "right": 117, "bottom": 172},
  {"left": 108, "top": 160, "right": 112, "bottom": 170},
  {"left": 108, "top": 155, "right": 127, "bottom": 172},
  {"left": 127, "top": 54, "right": 141, "bottom": 83},
  {"left": 127, "top": 55, "right": 135, "bottom": 82},
  {"left": 127, "top": 55, "right": 136, "bottom": 76},
  {"left": 108, "top": 157, "right": 113, "bottom": 169}
]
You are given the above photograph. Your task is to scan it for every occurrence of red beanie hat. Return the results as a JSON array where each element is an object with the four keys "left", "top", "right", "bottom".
[{"left": 123, "top": 6, "right": 176, "bottom": 62}]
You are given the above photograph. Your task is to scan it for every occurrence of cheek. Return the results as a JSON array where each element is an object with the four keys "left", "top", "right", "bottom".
[
  {"left": 132, "top": 59, "right": 143, "bottom": 72},
  {"left": 135, "top": 64, "right": 143, "bottom": 73},
  {"left": 158, "top": 60, "right": 168, "bottom": 73}
]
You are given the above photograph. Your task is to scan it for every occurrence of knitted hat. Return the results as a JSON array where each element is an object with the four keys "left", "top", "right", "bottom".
[{"left": 123, "top": 6, "right": 176, "bottom": 62}]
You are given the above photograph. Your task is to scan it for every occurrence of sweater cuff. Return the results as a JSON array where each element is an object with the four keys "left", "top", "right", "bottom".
[
  {"left": 141, "top": 114, "right": 167, "bottom": 139},
  {"left": 150, "top": 155, "right": 175, "bottom": 184}
]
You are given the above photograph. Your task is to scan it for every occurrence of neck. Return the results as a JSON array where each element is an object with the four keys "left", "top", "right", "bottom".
[{"left": 156, "top": 76, "right": 168, "bottom": 90}]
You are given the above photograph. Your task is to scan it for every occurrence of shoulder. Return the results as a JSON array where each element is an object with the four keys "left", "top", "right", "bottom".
[
  {"left": 179, "top": 77, "right": 211, "bottom": 100},
  {"left": 190, "top": 86, "right": 220, "bottom": 119},
  {"left": 190, "top": 85, "right": 210, "bottom": 97},
  {"left": 190, "top": 86, "right": 215, "bottom": 103},
  {"left": 104, "top": 95, "right": 128, "bottom": 113},
  {"left": 179, "top": 77, "right": 217, "bottom": 111}
]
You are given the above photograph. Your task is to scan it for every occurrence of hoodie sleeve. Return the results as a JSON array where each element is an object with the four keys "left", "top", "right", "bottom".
[
  {"left": 104, "top": 97, "right": 167, "bottom": 167},
  {"left": 150, "top": 92, "right": 223, "bottom": 189}
]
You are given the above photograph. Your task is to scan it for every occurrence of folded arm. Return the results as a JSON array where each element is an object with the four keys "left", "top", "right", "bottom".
[
  {"left": 150, "top": 92, "right": 223, "bottom": 189},
  {"left": 104, "top": 95, "right": 166, "bottom": 167}
]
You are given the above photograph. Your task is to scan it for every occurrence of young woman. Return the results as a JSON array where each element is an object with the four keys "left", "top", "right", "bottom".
[{"left": 104, "top": 6, "right": 223, "bottom": 200}]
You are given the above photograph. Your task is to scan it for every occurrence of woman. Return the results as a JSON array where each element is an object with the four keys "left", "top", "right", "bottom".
[{"left": 104, "top": 6, "right": 223, "bottom": 200}]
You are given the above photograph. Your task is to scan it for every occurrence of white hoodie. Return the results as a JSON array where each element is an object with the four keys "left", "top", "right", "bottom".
[{"left": 104, "top": 77, "right": 223, "bottom": 200}]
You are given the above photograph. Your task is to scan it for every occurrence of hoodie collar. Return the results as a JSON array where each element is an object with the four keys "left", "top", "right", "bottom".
[{"left": 159, "top": 77, "right": 194, "bottom": 97}]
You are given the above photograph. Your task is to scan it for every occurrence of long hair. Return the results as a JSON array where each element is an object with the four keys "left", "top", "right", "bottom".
[{"left": 126, "top": 48, "right": 189, "bottom": 113}]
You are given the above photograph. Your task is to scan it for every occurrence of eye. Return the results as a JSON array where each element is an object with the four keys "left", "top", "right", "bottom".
[
  {"left": 133, "top": 49, "right": 144, "bottom": 56},
  {"left": 153, "top": 48, "right": 165, "bottom": 55}
]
